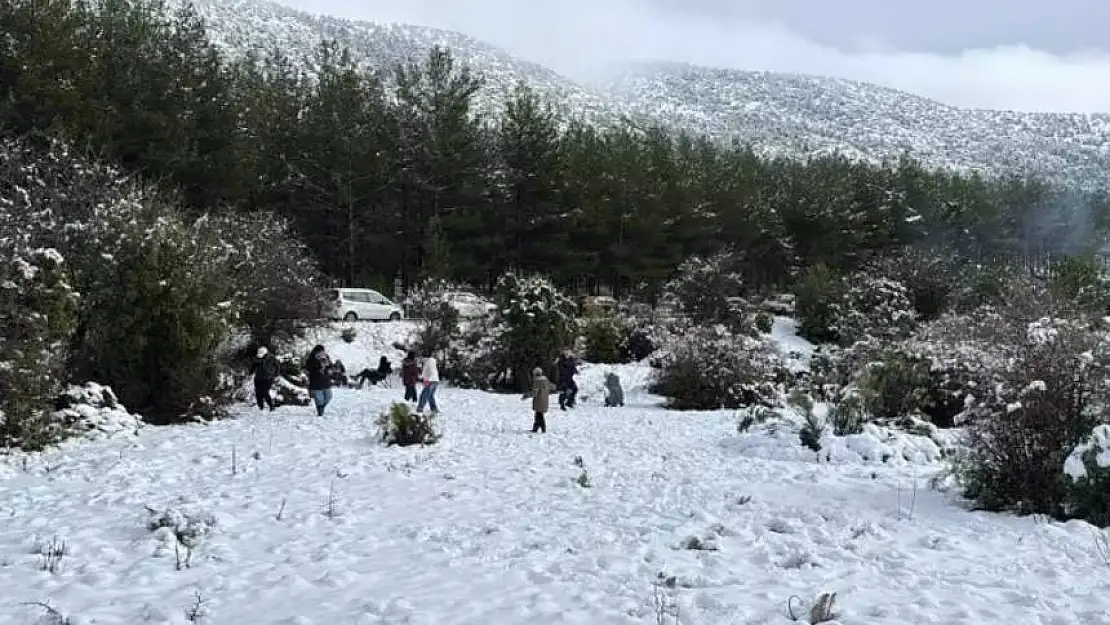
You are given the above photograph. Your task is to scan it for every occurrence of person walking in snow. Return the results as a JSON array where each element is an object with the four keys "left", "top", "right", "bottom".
[
  {"left": 250, "top": 346, "right": 280, "bottom": 411},
  {"left": 556, "top": 349, "right": 579, "bottom": 410},
  {"left": 305, "top": 344, "right": 333, "bottom": 417},
  {"left": 401, "top": 350, "right": 419, "bottom": 402},
  {"left": 523, "top": 366, "right": 557, "bottom": 433},
  {"left": 604, "top": 371, "right": 624, "bottom": 407},
  {"left": 416, "top": 350, "right": 440, "bottom": 414}
]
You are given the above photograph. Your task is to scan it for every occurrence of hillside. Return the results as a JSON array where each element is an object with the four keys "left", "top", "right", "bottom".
[
  {"left": 184, "top": 0, "right": 639, "bottom": 128},
  {"left": 601, "top": 62, "right": 1110, "bottom": 187},
  {"left": 185, "top": 0, "right": 1110, "bottom": 187}
]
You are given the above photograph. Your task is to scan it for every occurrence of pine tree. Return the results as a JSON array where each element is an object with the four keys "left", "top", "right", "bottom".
[{"left": 421, "top": 215, "right": 452, "bottom": 281}]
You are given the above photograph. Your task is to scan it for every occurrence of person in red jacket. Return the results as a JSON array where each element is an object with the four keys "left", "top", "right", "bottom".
[{"left": 401, "top": 350, "right": 419, "bottom": 402}]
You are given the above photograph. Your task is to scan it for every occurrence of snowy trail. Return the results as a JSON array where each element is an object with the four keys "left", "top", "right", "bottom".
[{"left": 3, "top": 386, "right": 1110, "bottom": 624}]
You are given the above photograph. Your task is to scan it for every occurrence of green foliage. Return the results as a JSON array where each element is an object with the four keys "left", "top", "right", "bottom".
[
  {"left": 790, "top": 392, "right": 824, "bottom": 453},
  {"left": 0, "top": 249, "right": 79, "bottom": 449},
  {"left": 0, "top": 136, "right": 321, "bottom": 430},
  {"left": 869, "top": 247, "right": 956, "bottom": 320},
  {"left": 1065, "top": 442, "right": 1110, "bottom": 527},
  {"left": 794, "top": 264, "right": 842, "bottom": 343},
  {"left": 376, "top": 401, "right": 439, "bottom": 446},
  {"left": 4, "top": 0, "right": 1106, "bottom": 298},
  {"left": 580, "top": 314, "right": 629, "bottom": 364},
  {"left": 69, "top": 207, "right": 238, "bottom": 424},
  {"left": 496, "top": 274, "right": 578, "bottom": 392},
  {"left": 417, "top": 301, "right": 461, "bottom": 357},
  {"left": 1048, "top": 256, "right": 1109, "bottom": 315},
  {"left": 421, "top": 215, "right": 452, "bottom": 282},
  {"left": 663, "top": 252, "right": 748, "bottom": 329},
  {"left": 856, "top": 352, "right": 934, "bottom": 420},
  {"left": 828, "top": 392, "right": 866, "bottom": 435},
  {"left": 754, "top": 311, "right": 773, "bottom": 334}
]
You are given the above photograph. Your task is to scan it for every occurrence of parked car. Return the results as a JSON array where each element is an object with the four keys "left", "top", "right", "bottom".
[
  {"left": 444, "top": 291, "right": 497, "bottom": 318},
  {"left": 327, "top": 288, "right": 404, "bottom": 322}
]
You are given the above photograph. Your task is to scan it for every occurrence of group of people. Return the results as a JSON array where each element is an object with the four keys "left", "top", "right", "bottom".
[
  {"left": 522, "top": 349, "right": 624, "bottom": 434},
  {"left": 301, "top": 346, "right": 440, "bottom": 416},
  {"left": 250, "top": 343, "right": 622, "bottom": 431}
]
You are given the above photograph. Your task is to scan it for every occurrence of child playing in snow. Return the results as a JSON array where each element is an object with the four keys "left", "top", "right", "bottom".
[
  {"left": 523, "top": 366, "right": 557, "bottom": 433},
  {"left": 604, "top": 371, "right": 624, "bottom": 407}
]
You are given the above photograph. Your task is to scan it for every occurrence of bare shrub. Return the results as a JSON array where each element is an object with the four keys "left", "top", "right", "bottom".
[
  {"left": 652, "top": 325, "right": 781, "bottom": 410},
  {"left": 958, "top": 316, "right": 1110, "bottom": 518}
]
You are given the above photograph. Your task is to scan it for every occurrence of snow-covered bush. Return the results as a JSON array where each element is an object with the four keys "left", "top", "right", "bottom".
[
  {"left": 415, "top": 301, "right": 461, "bottom": 358},
  {"left": 826, "top": 391, "right": 865, "bottom": 435},
  {"left": 651, "top": 325, "right": 782, "bottom": 410},
  {"left": 0, "top": 246, "right": 80, "bottom": 450},
  {"left": 1063, "top": 425, "right": 1110, "bottom": 527},
  {"left": 496, "top": 273, "right": 578, "bottom": 392},
  {"left": 377, "top": 402, "right": 439, "bottom": 446},
  {"left": 867, "top": 247, "right": 958, "bottom": 320},
  {"left": 836, "top": 272, "right": 917, "bottom": 346},
  {"left": 0, "top": 136, "right": 325, "bottom": 428},
  {"left": 807, "top": 309, "right": 1005, "bottom": 429},
  {"left": 212, "top": 212, "right": 326, "bottom": 345},
  {"left": 147, "top": 505, "right": 217, "bottom": 568},
  {"left": 440, "top": 318, "right": 507, "bottom": 389},
  {"left": 69, "top": 202, "right": 240, "bottom": 423},
  {"left": 402, "top": 278, "right": 471, "bottom": 320},
  {"left": 48, "top": 382, "right": 143, "bottom": 439},
  {"left": 1046, "top": 255, "right": 1110, "bottom": 317},
  {"left": 958, "top": 316, "right": 1110, "bottom": 520},
  {"left": 951, "top": 261, "right": 1014, "bottom": 312},
  {"left": 625, "top": 324, "right": 658, "bottom": 361},
  {"left": 579, "top": 313, "right": 631, "bottom": 363},
  {"left": 662, "top": 252, "right": 748, "bottom": 330},
  {"left": 855, "top": 351, "right": 934, "bottom": 420},
  {"left": 753, "top": 311, "right": 773, "bottom": 334},
  {"left": 897, "top": 311, "right": 1011, "bottom": 427}
]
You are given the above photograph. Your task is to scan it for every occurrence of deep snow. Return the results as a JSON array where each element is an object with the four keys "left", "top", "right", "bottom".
[{"left": 3, "top": 324, "right": 1110, "bottom": 624}]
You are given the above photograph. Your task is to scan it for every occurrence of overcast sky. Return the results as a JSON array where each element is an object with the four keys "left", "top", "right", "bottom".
[{"left": 278, "top": 0, "right": 1110, "bottom": 113}]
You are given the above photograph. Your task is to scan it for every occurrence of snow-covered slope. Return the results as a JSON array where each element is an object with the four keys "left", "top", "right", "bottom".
[
  {"left": 5, "top": 377, "right": 1110, "bottom": 623},
  {"left": 184, "top": 0, "right": 1110, "bottom": 188},
  {"left": 4, "top": 322, "right": 1110, "bottom": 623},
  {"left": 602, "top": 61, "right": 1110, "bottom": 187},
  {"left": 185, "top": 0, "right": 639, "bottom": 129}
]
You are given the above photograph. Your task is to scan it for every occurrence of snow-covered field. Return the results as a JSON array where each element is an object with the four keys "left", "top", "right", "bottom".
[{"left": 3, "top": 325, "right": 1110, "bottom": 624}]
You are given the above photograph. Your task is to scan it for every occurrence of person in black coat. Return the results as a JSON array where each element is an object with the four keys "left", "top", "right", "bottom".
[
  {"left": 401, "top": 351, "right": 419, "bottom": 402},
  {"left": 556, "top": 349, "right": 579, "bottom": 410},
  {"left": 355, "top": 356, "right": 393, "bottom": 388},
  {"left": 305, "top": 344, "right": 333, "bottom": 416},
  {"left": 249, "top": 346, "right": 280, "bottom": 411}
]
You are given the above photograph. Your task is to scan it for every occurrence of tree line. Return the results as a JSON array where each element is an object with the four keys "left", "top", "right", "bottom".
[{"left": 5, "top": 0, "right": 1110, "bottom": 300}]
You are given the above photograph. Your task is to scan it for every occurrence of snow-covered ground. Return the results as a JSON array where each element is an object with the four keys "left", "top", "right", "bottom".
[
  {"left": 771, "top": 315, "right": 814, "bottom": 373},
  {"left": 3, "top": 323, "right": 1110, "bottom": 625}
]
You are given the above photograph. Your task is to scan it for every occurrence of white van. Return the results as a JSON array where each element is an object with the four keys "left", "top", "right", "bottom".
[{"left": 326, "top": 288, "right": 404, "bottom": 322}]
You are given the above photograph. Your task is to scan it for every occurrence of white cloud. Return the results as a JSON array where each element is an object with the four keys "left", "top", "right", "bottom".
[{"left": 281, "top": 0, "right": 1110, "bottom": 113}]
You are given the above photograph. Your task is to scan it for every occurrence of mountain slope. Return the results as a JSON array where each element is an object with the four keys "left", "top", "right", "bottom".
[
  {"left": 186, "top": 0, "right": 638, "bottom": 128},
  {"left": 186, "top": 0, "right": 1110, "bottom": 188},
  {"left": 600, "top": 61, "right": 1110, "bottom": 186}
]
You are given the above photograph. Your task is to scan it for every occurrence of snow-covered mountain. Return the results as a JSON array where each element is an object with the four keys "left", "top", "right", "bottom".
[{"left": 186, "top": 0, "right": 1110, "bottom": 188}]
